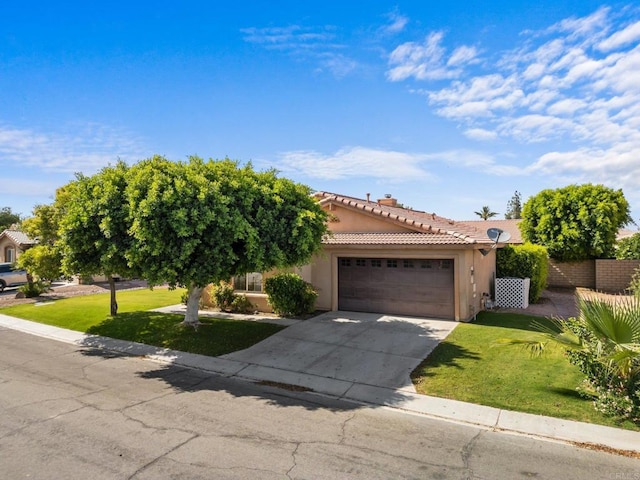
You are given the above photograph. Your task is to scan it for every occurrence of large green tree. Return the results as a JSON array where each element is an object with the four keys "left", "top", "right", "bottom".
[
  {"left": 126, "top": 156, "right": 328, "bottom": 326},
  {"left": 0, "top": 207, "right": 21, "bottom": 231},
  {"left": 59, "top": 162, "right": 135, "bottom": 315},
  {"left": 520, "top": 184, "right": 632, "bottom": 261}
]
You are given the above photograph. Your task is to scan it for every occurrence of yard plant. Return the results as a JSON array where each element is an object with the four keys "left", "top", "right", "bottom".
[{"left": 264, "top": 272, "right": 318, "bottom": 317}]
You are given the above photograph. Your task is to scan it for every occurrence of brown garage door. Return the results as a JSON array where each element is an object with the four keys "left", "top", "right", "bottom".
[{"left": 338, "top": 258, "right": 455, "bottom": 319}]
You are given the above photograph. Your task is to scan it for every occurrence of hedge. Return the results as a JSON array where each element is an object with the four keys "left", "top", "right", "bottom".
[{"left": 496, "top": 243, "right": 548, "bottom": 303}]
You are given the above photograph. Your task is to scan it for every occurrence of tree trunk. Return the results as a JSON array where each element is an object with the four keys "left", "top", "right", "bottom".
[
  {"left": 108, "top": 275, "right": 118, "bottom": 316},
  {"left": 183, "top": 284, "right": 203, "bottom": 327}
]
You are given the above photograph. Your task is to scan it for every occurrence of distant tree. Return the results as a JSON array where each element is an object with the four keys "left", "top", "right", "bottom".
[
  {"left": 504, "top": 191, "right": 523, "bottom": 219},
  {"left": 616, "top": 233, "right": 640, "bottom": 260},
  {"left": 474, "top": 206, "right": 498, "bottom": 220},
  {"left": 60, "top": 162, "right": 136, "bottom": 315},
  {"left": 520, "top": 184, "right": 632, "bottom": 261},
  {"left": 0, "top": 207, "right": 21, "bottom": 231},
  {"left": 126, "top": 156, "right": 328, "bottom": 326},
  {"left": 17, "top": 187, "right": 74, "bottom": 282}
]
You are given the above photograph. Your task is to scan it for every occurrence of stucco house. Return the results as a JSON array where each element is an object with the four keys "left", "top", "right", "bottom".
[
  {"left": 0, "top": 229, "right": 37, "bottom": 263},
  {"left": 236, "top": 192, "right": 508, "bottom": 322}
]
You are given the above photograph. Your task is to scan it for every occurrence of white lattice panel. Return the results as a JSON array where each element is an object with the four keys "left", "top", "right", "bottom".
[{"left": 495, "top": 277, "right": 530, "bottom": 309}]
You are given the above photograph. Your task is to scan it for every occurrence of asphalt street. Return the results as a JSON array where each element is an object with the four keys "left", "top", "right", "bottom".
[{"left": 1, "top": 327, "right": 639, "bottom": 479}]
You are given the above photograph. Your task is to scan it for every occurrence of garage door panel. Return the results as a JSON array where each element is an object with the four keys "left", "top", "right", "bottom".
[{"left": 338, "top": 257, "right": 455, "bottom": 319}]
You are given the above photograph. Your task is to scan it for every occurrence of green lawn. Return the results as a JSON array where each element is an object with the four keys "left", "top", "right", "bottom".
[
  {"left": 412, "top": 312, "right": 640, "bottom": 431},
  {"left": 0, "top": 288, "right": 284, "bottom": 356}
]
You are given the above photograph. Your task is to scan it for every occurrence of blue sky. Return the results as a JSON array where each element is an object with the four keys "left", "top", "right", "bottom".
[{"left": 2, "top": 1, "right": 640, "bottom": 224}]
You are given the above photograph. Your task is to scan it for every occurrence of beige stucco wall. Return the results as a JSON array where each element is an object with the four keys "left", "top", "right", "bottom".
[
  {"left": 0, "top": 237, "right": 19, "bottom": 263},
  {"left": 326, "top": 204, "right": 414, "bottom": 233}
]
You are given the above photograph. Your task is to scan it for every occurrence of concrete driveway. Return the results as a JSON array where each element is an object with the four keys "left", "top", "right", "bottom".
[{"left": 221, "top": 311, "right": 457, "bottom": 392}]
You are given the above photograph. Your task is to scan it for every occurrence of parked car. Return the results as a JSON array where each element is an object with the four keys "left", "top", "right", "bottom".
[{"left": 0, "top": 262, "right": 29, "bottom": 292}]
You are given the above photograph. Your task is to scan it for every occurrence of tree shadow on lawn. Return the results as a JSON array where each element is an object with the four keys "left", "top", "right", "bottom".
[
  {"left": 85, "top": 311, "right": 286, "bottom": 357},
  {"left": 474, "top": 311, "right": 560, "bottom": 334},
  {"left": 411, "top": 342, "right": 481, "bottom": 380}
]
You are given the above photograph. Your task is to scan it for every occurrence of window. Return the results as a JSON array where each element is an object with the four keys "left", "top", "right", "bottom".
[
  {"left": 340, "top": 258, "right": 351, "bottom": 267},
  {"left": 371, "top": 259, "right": 382, "bottom": 268},
  {"left": 403, "top": 260, "right": 414, "bottom": 268},
  {"left": 356, "top": 259, "right": 366, "bottom": 267},
  {"left": 420, "top": 260, "right": 433, "bottom": 269},
  {"left": 386, "top": 259, "right": 398, "bottom": 268},
  {"left": 4, "top": 247, "right": 14, "bottom": 264},
  {"left": 233, "top": 272, "right": 263, "bottom": 292}
]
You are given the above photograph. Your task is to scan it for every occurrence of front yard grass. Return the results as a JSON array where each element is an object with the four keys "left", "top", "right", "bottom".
[
  {"left": 0, "top": 288, "right": 284, "bottom": 356},
  {"left": 412, "top": 311, "right": 640, "bottom": 431}
]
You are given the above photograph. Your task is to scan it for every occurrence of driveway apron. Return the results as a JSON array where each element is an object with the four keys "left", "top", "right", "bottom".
[{"left": 221, "top": 311, "right": 457, "bottom": 392}]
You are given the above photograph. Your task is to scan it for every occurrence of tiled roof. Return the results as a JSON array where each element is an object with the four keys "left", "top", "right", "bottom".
[
  {"left": 0, "top": 229, "right": 37, "bottom": 246},
  {"left": 458, "top": 219, "right": 523, "bottom": 244},
  {"left": 617, "top": 228, "right": 639, "bottom": 240},
  {"left": 315, "top": 192, "right": 492, "bottom": 245},
  {"left": 324, "top": 232, "right": 472, "bottom": 245}
]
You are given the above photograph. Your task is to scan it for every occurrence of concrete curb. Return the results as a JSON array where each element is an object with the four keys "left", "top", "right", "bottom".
[{"left": 1, "top": 313, "right": 638, "bottom": 455}]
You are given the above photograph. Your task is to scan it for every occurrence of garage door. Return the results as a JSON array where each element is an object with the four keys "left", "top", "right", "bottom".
[{"left": 338, "top": 258, "right": 455, "bottom": 319}]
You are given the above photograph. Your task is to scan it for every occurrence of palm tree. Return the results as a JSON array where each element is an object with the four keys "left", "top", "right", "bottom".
[{"left": 474, "top": 206, "right": 498, "bottom": 220}]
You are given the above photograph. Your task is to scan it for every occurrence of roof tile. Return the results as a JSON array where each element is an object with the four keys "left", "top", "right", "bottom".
[{"left": 316, "top": 192, "right": 492, "bottom": 245}]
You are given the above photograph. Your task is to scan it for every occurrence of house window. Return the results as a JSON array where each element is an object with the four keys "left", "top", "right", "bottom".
[
  {"left": 5, "top": 247, "right": 14, "bottom": 263},
  {"left": 355, "top": 259, "right": 366, "bottom": 267},
  {"left": 371, "top": 259, "right": 382, "bottom": 268},
  {"left": 233, "top": 272, "right": 263, "bottom": 292},
  {"left": 386, "top": 259, "right": 398, "bottom": 268}
]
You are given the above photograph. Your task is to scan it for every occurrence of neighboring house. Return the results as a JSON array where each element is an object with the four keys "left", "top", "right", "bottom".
[
  {"left": 236, "top": 192, "right": 500, "bottom": 322},
  {"left": 459, "top": 219, "right": 523, "bottom": 244},
  {"left": 0, "top": 229, "right": 37, "bottom": 263}
]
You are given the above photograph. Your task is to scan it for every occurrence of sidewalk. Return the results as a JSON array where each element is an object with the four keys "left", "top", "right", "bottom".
[{"left": 1, "top": 311, "right": 638, "bottom": 456}]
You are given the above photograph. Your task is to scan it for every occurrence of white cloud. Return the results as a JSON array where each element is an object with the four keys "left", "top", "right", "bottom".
[
  {"left": 316, "top": 53, "right": 359, "bottom": 78},
  {"left": 387, "top": 32, "right": 477, "bottom": 81},
  {"left": 386, "top": 6, "right": 640, "bottom": 197},
  {"left": 277, "top": 147, "right": 432, "bottom": 180},
  {"left": 276, "top": 146, "right": 524, "bottom": 181},
  {"left": 381, "top": 11, "right": 409, "bottom": 35},
  {"left": 598, "top": 20, "right": 640, "bottom": 51},
  {"left": 546, "top": 98, "right": 587, "bottom": 115},
  {"left": 464, "top": 128, "right": 498, "bottom": 141},
  {"left": 241, "top": 24, "right": 361, "bottom": 78},
  {"left": 240, "top": 25, "right": 338, "bottom": 50},
  {"left": 447, "top": 45, "right": 479, "bottom": 67},
  {"left": 0, "top": 123, "right": 146, "bottom": 173},
  {"left": 550, "top": 6, "right": 610, "bottom": 42}
]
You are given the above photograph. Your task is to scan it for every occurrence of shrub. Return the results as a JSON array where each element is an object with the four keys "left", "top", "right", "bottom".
[
  {"left": 562, "top": 311, "right": 640, "bottom": 422},
  {"left": 616, "top": 233, "right": 640, "bottom": 259},
  {"left": 18, "top": 281, "right": 50, "bottom": 298},
  {"left": 496, "top": 243, "right": 548, "bottom": 303},
  {"left": 264, "top": 273, "right": 317, "bottom": 317},
  {"left": 629, "top": 267, "right": 640, "bottom": 299},
  {"left": 231, "top": 294, "right": 255, "bottom": 314},
  {"left": 210, "top": 281, "right": 236, "bottom": 312}
]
